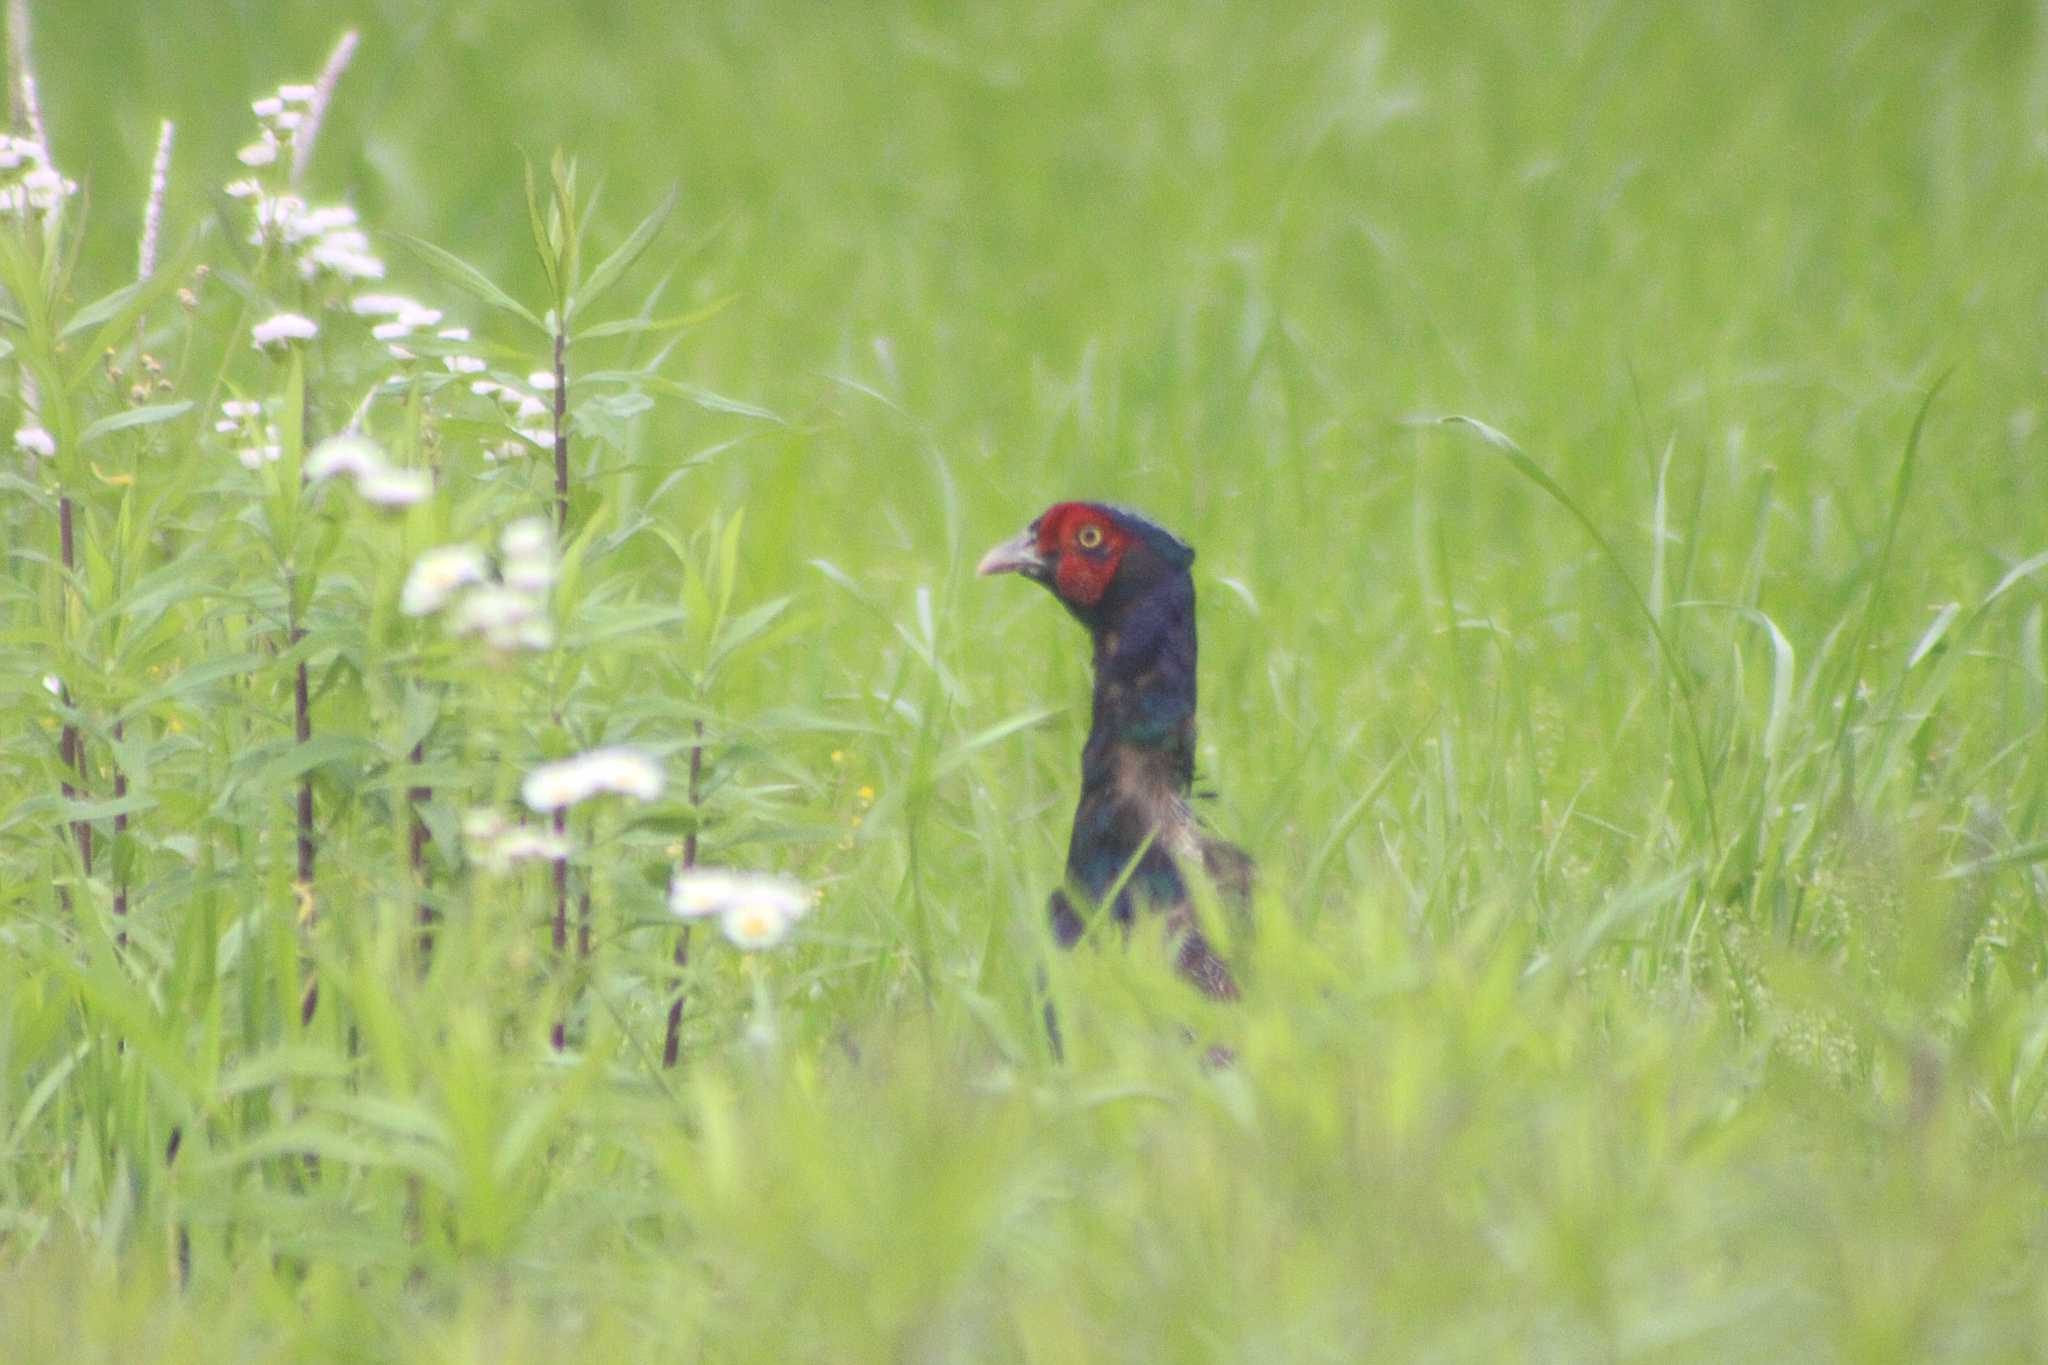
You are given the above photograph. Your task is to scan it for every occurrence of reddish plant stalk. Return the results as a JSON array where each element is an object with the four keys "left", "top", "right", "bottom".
[
  {"left": 547, "top": 320, "right": 571, "bottom": 1049},
  {"left": 294, "top": 618, "right": 317, "bottom": 1027},
  {"left": 112, "top": 721, "right": 128, "bottom": 939},
  {"left": 294, "top": 651, "right": 313, "bottom": 882},
  {"left": 58, "top": 495, "right": 92, "bottom": 879},
  {"left": 551, "top": 328, "right": 568, "bottom": 537},
  {"left": 662, "top": 720, "right": 705, "bottom": 1069},
  {"left": 408, "top": 740, "right": 433, "bottom": 960},
  {"left": 550, "top": 806, "right": 569, "bottom": 1052}
]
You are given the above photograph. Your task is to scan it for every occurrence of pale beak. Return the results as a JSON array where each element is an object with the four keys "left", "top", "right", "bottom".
[{"left": 976, "top": 527, "right": 1050, "bottom": 579}]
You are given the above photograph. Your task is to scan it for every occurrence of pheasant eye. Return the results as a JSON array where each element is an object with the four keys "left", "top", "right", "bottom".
[{"left": 1075, "top": 524, "right": 1104, "bottom": 550}]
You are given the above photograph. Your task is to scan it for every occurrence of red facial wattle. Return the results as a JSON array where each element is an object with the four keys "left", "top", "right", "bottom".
[{"left": 1034, "top": 503, "right": 1128, "bottom": 608}]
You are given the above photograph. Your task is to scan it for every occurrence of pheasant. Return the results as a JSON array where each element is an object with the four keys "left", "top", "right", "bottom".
[{"left": 978, "top": 501, "right": 1248, "bottom": 1001}]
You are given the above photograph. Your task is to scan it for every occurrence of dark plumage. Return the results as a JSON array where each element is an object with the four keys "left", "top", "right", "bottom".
[{"left": 978, "top": 501, "right": 1249, "bottom": 1001}]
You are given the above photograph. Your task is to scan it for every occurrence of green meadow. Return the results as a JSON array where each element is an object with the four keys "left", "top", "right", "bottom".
[{"left": 5, "top": 0, "right": 2048, "bottom": 1357}]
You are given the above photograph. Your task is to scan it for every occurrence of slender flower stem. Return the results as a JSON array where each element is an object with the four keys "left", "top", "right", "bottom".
[
  {"left": 551, "top": 326, "right": 568, "bottom": 537},
  {"left": 294, "top": 610, "right": 317, "bottom": 1026},
  {"left": 295, "top": 649, "right": 313, "bottom": 883},
  {"left": 549, "top": 321, "right": 570, "bottom": 1046},
  {"left": 550, "top": 805, "right": 568, "bottom": 1052},
  {"left": 112, "top": 721, "right": 127, "bottom": 938},
  {"left": 662, "top": 720, "right": 705, "bottom": 1069},
  {"left": 57, "top": 495, "right": 90, "bottom": 880},
  {"left": 408, "top": 740, "right": 433, "bottom": 961}
]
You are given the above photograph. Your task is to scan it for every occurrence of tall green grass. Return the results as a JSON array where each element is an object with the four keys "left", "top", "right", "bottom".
[{"left": 5, "top": 0, "right": 2048, "bottom": 1358}]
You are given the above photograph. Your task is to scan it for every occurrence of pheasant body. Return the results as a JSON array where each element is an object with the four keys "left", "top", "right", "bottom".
[{"left": 979, "top": 502, "right": 1245, "bottom": 999}]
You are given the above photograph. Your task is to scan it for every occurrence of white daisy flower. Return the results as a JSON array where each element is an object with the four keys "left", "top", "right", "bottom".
[
  {"left": 251, "top": 312, "right": 318, "bottom": 351},
  {"left": 237, "top": 137, "right": 280, "bottom": 167},
  {"left": 721, "top": 900, "right": 797, "bottom": 950},
  {"left": 222, "top": 399, "right": 263, "bottom": 419},
  {"left": 14, "top": 426, "right": 55, "bottom": 459},
  {"left": 304, "top": 434, "right": 387, "bottom": 482},
  {"left": 668, "top": 868, "right": 746, "bottom": 918},
  {"left": 225, "top": 178, "right": 263, "bottom": 199},
  {"left": 237, "top": 444, "right": 282, "bottom": 470},
  {"left": 289, "top": 206, "right": 358, "bottom": 241},
  {"left": 450, "top": 585, "right": 542, "bottom": 646},
  {"left": 460, "top": 808, "right": 510, "bottom": 844},
  {"left": 303, "top": 240, "right": 384, "bottom": 281},
  {"left": 666, "top": 868, "right": 813, "bottom": 950},
  {"left": 350, "top": 293, "right": 418, "bottom": 317},
  {"left": 279, "top": 83, "right": 317, "bottom": 104},
  {"left": 401, "top": 544, "right": 489, "bottom": 616},
  {"left": 520, "top": 746, "right": 665, "bottom": 813},
  {"left": 357, "top": 466, "right": 431, "bottom": 507},
  {"left": 501, "top": 517, "right": 551, "bottom": 561},
  {"left": 501, "top": 518, "right": 556, "bottom": 592},
  {"left": 483, "top": 827, "right": 571, "bottom": 869},
  {"left": 527, "top": 371, "right": 557, "bottom": 394},
  {"left": 443, "top": 355, "right": 487, "bottom": 375}
]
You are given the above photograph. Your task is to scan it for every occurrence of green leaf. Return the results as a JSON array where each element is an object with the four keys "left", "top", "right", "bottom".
[
  {"left": 79, "top": 401, "right": 192, "bottom": 446},
  {"left": 570, "top": 185, "right": 678, "bottom": 324},
  {"left": 118, "top": 652, "right": 266, "bottom": 721},
  {"left": 1943, "top": 839, "right": 2048, "bottom": 879},
  {"left": 524, "top": 158, "right": 560, "bottom": 300},
  {"left": 63, "top": 238, "right": 201, "bottom": 388},
  {"left": 576, "top": 294, "right": 734, "bottom": 340},
  {"left": 395, "top": 234, "right": 546, "bottom": 332},
  {"left": 1437, "top": 414, "right": 1721, "bottom": 855},
  {"left": 633, "top": 374, "right": 783, "bottom": 424}
]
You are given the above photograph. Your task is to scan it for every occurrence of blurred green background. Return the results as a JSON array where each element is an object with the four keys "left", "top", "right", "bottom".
[{"left": 8, "top": 0, "right": 2048, "bottom": 1358}]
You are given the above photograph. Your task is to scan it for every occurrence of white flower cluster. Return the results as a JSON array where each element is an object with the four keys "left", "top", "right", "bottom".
[
  {"left": 14, "top": 425, "right": 55, "bottom": 464},
  {"left": 304, "top": 433, "right": 431, "bottom": 507},
  {"left": 470, "top": 376, "right": 555, "bottom": 455},
  {"left": 400, "top": 517, "right": 557, "bottom": 649},
  {"left": 521, "top": 746, "right": 666, "bottom": 812},
  {"left": 349, "top": 293, "right": 481, "bottom": 368},
  {"left": 216, "top": 397, "right": 283, "bottom": 469},
  {"left": 0, "top": 134, "right": 77, "bottom": 218},
  {"left": 461, "top": 808, "right": 570, "bottom": 873},
  {"left": 251, "top": 311, "right": 319, "bottom": 353},
  {"left": 669, "top": 868, "right": 816, "bottom": 951},
  {"left": 231, "top": 86, "right": 383, "bottom": 285},
  {"left": 235, "top": 84, "right": 316, "bottom": 169}
]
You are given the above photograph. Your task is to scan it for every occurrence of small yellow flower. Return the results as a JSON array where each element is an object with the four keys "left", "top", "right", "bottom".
[
  {"left": 830, "top": 750, "right": 845, "bottom": 765},
  {"left": 856, "top": 785, "right": 875, "bottom": 805}
]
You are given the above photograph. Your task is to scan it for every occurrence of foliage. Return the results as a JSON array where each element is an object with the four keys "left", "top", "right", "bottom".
[{"left": 4, "top": 0, "right": 2048, "bottom": 1359}]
